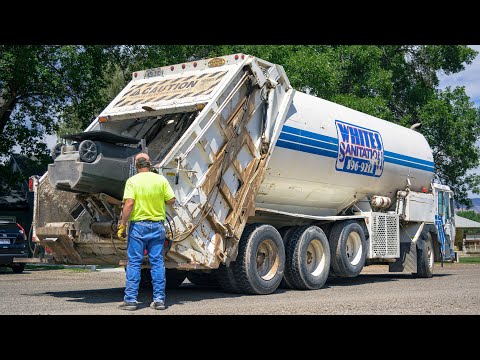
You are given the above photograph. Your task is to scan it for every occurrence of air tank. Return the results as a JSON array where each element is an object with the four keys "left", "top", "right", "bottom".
[{"left": 257, "top": 91, "right": 434, "bottom": 216}]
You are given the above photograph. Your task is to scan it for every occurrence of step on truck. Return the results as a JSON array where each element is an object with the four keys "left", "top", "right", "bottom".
[{"left": 25, "top": 54, "right": 456, "bottom": 294}]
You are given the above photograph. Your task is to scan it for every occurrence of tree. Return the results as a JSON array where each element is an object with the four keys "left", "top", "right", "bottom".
[
  {"left": 420, "top": 87, "right": 480, "bottom": 207},
  {"left": 0, "top": 45, "right": 115, "bottom": 163}
]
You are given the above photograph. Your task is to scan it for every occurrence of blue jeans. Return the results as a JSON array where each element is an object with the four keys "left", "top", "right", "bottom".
[{"left": 124, "top": 221, "right": 166, "bottom": 303}]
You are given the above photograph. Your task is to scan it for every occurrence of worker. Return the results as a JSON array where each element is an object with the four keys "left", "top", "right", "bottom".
[{"left": 117, "top": 152, "right": 176, "bottom": 311}]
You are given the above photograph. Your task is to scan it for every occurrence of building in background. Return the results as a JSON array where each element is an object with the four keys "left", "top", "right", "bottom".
[{"left": 454, "top": 214, "right": 480, "bottom": 254}]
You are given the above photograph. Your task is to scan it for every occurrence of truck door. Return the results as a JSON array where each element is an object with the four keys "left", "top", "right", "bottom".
[
  {"left": 436, "top": 190, "right": 455, "bottom": 259},
  {"left": 445, "top": 192, "right": 456, "bottom": 250}
]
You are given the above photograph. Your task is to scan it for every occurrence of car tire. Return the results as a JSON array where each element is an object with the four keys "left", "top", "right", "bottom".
[
  {"left": 78, "top": 140, "right": 98, "bottom": 163},
  {"left": 12, "top": 264, "right": 25, "bottom": 274}
]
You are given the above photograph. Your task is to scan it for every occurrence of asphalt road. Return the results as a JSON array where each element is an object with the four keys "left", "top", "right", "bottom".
[{"left": 1, "top": 263, "right": 479, "bottom": 315}]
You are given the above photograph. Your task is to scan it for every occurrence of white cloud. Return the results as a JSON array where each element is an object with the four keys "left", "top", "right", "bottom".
[{"left": 438, "top": 45, "right": 480, "bottom": 106}]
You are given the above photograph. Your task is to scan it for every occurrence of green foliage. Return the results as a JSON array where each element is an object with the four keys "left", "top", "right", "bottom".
[
  {"left": 420, "top": 87, "right": 480, "bottom": 205},
  {"left": 457, "top": 210, "right": 480, "bottom": 223},
  {"left": 459, "top": 256, "right": 480, "bottom": 264}
]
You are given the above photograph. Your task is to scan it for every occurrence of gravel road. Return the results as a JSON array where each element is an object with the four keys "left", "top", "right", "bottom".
[{"left": 1, "top": 263, "right": 479, "bottom": 315}]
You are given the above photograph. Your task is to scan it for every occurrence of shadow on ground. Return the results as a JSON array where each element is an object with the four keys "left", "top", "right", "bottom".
[
  {"left": 42, "top": 283, "right": 245, "bottom": 309},
  {"left": 326, "top": 272, "right": 451, "bottom": 287},
  {"left": 37, "top": 271, "right": 452, "bottom": 310}
]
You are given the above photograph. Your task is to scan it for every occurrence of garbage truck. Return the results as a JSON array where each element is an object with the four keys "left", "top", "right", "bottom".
[{"left": 23, "top": 53, "right": 456, "bottom": 294}]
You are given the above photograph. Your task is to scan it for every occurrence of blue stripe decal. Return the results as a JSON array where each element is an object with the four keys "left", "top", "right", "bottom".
[
  {"left": 278, "top": 132, "right": 338, "bottom": 152},
  {"left": 276, "top": 139, "right": 337, "bottom": 159},
  {"left": 278, "top": 125, "right": 435, "bottom": 173},
  {"left": 282, "top": 125, "right": 338, "bottom": 145},
  {"left": 384, "top": 151, "right": 434, "bottom": 167},
  {"left": 385, "top": 157, "right": 435, "bottom": 172}
]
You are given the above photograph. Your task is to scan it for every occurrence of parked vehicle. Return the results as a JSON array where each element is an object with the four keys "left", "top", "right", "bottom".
[
  {"left": 25, "top": 54, "right": 456, "bottom": 294},
  {"left": 0, "top": 220, "right": 27, "bottom": 273}
]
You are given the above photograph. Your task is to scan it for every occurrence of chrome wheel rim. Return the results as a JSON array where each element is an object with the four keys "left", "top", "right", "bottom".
[
  {"left": 306, "top": 239, "right": 326, "bottom": 277},
  {"left": 346, "top": 232, "right": 362, "bottom": 266},
  {"left": 256, "top": 239, "right": 279, "bottom": 281}
]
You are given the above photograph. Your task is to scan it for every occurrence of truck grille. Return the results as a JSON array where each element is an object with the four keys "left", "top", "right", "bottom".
[{"left": 369, "top": 213, "right": 399, "bottom": 258}]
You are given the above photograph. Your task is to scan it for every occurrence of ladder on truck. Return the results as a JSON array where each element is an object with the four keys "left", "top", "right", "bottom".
[{"left": 434, "top": 214, "right": 454, "bottom": 263}]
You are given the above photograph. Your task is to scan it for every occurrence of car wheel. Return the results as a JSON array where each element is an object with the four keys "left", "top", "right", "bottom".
[{"left": 12, "top": 264, "right": 25, "bottom": 274}]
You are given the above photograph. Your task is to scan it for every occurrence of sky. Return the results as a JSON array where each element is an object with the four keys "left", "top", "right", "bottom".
[{"left": 438, "top": 45, "right": 480, "bottom": 107}]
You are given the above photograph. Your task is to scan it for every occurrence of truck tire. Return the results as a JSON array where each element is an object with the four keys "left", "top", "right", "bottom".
[
  {"left": 139, "top": 268, "right": 187, "bottom": 289},
  {"left": 232, "top": 224, "right": 285, "bottom": 295},
  {"left": 186, "top": 271, "right": 219, "bottom": 287},
  {"left": 285, "top": 226, "right": 330, "bottom": 290},
  {"left": 166, "top": 268, "right": 187, "bottom": 289},
  {"left": 278, "top": 226, "right": 296, "bottom": 289},
  {"left": 139, "top": 268, "right": 153, "bottom": 288},
  {"left": 415, "top": 231, "right": 434, "bottom": 278},
  {"left": 329, "top": 220, "right": 367, "bottom": 278},
  {"left": 217, "top": 264, "right": 241, "bottom": 293}
]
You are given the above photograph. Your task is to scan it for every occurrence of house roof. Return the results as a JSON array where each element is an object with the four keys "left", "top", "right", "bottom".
[{"left": 455, "top": 214, "right": 480, "bottom": 229}]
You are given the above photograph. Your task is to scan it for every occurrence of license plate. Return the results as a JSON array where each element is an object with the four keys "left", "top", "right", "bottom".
[{"left": 0, "top": 239, "right": 10, "bottom": 244}]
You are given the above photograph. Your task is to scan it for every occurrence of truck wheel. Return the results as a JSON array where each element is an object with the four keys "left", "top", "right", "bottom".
[
  {"left": 415, "top": 231, "right": 434, "bottom": 278},
  {"left": 186, "top": 271, "right": 219, "bottom": 287},
  {"left": 329, "top": 220, "right": 367, "bottom": 278},
  {"left": 285, "top": 226, "right": 330, "bottom": 290},
  {"left": 217, "top": 264, "right": 241, "bottom": 293},
  {"left": 233, "top": 224, "right": 285, "bottom": 295},
  {"left": 278, "top": 226, "right": 296, "bottom": 289},
  {"left": 166, "top": 268, "right": 187, "bottom": 289},
  {"left": 78, "top": 140, "right": 98, "bottom": 163},
  {"left": 140, "top": 268, "right": 152, "bottom": 288}
]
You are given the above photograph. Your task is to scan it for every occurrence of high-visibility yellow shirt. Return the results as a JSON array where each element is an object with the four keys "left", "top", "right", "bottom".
[{"left": 122, "top": 172, "right": 175, "bottom": 221}]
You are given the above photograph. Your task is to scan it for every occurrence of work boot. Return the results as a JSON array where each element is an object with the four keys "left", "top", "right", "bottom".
[
  {"left": 150, "top": 301, "right": 166, "bottom": 310},
  {"left": 118, "top": 301, "right": 138, "bottom": 311}
]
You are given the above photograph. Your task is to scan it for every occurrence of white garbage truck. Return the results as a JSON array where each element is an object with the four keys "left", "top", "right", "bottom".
[{"left": 25, "top": 54, "right": 456, "bottom": 294}]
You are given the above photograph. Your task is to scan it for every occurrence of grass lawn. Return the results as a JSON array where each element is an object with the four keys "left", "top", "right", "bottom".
[
  {"left": 25, "top": 264, "right": 90, "bottom": 272},
  {"left": 459, "top": 256, "right": 480, "bottom": 264}
]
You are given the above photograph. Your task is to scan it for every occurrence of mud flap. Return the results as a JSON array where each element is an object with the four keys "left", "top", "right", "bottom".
[{"left": 389, "top": 242, "right": 417, "bottom": 273}]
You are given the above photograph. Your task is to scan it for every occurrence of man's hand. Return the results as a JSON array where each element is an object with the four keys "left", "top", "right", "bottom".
[{"left": 117, "top": 224, "right": 127, "bottom": 242}]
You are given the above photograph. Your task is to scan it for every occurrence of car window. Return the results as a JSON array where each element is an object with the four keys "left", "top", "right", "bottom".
[{"left": 0, "top": 223, "right": 19, "bottom": 231}]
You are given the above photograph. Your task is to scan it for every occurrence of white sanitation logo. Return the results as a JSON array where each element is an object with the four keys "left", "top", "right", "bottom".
[{"left": 335, "top": 120, "right": 384, "bottom": 178}]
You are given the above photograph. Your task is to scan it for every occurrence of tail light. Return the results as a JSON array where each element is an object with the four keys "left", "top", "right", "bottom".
[
  {"left": 28, "top": 176, "right": 37, "bottom": 192},
  {"left": 17, "top": 223, "right": 25, "bottom": 235},
  {"left": 45, "top": 247, "right": 52, "bottom": 255}
]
